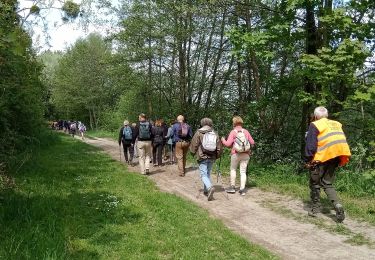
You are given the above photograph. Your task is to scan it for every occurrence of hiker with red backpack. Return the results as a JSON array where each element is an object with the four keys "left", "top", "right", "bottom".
[
  {"left": 221, "top": 116, "right": 255, "bottom": 196},
  {"left": 134, "top": 113, "right": 153, "bottom": 175},
  {"left": 171, "top": 115, "right": 193, "bottom": 176},
  {"left": 190, "top": 118, "right": 223, "bottom": 201},
  {"left": 118, "top": 120, "right": 135, "bottom": 165}
]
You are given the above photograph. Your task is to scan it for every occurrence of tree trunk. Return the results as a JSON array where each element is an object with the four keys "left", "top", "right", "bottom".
[
  {"left": 205, "top": 9, "right": 227, "bottom": 109},
  {"left": 301, "top": 0, "right": 318, "bottom": 157}
]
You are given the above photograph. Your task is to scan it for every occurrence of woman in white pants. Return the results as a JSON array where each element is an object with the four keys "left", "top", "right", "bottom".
[{"left": 221, "top": 116, "right": 255, "bottom": 195}]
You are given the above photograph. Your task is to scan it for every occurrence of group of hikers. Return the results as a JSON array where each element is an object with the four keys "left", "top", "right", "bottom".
[
  {"left": 119, "top": 106, "right": 351, "bottom": 223},
  {"left": 51, "top": 120, "right": 87, "bottom": 140}
]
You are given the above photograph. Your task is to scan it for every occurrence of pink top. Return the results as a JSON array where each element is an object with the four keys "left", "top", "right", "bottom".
[{"left": 222, "top": 126, "right": 255, "bottom": 154}]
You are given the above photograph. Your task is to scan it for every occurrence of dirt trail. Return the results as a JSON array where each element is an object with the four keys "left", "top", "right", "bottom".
[{"left": 81, "top": 136, "right": 375, "bottom": 260}]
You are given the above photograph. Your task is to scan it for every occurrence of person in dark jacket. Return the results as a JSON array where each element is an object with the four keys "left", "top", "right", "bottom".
[
  {"left": 172, "top": 115, "right": 193, "bottom": 176},
  {"left": 134, "top": 113, "right": 153, "bottom": 175},
  {"left": 118, "top": 120, "right": 135, "bottom": 164},
  {"left": 152, "top": 119, "right": 167, "bottom": 166},
  {"left": 190, "top": 118, "right": 223, "bottom": 201}
]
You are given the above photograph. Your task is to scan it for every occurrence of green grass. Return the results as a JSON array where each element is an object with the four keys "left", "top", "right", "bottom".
[
  {"left": 86, "top": 130, "right": 117, "bottom": 140},
  {"left": 0, "top": 133, "right": 277, "bottom": 259},
  {"left": 246, "top": 163, "right": 375, "bottom": 225}
]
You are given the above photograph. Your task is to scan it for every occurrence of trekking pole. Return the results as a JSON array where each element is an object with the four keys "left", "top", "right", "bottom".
[
  {"left": 216, "top": 155, "right": 229, "bottom": 200},
  {"left": 119, "top": 145, "right": 122, "bottom": 162}
]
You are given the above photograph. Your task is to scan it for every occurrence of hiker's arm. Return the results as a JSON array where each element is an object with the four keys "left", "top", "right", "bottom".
[
  {"left": 305, "top": 124, "right": 319, "bottom": 162},
  {"left": 134, "top": 124, "right": 139, "bottom": 140},
  {"left": 216, "top": 134, "right": 223, "bottom": 158},
  {"left": 221, "top": 130, "right": 235, "bottom": 147},
  {"left": 118, "top": 127, "right": 123, "bottom": 145},
  {"left": 245, "top": 130, "right": 255, "bottom": 145},
  {"left": 189, "top": 132, "right": 199, "bottom": 155}
]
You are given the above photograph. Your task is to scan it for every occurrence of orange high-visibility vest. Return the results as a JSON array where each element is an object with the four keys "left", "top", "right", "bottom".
[{"left": 312, "top": 118, "right": 351, "bottom": 166}]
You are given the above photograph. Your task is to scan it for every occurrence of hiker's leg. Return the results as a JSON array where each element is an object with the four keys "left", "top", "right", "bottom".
[
  {"left": 129, "top": 144, "right": 134, "bottom": 162},
  {"left": 124, "top": 144, "right": 129, "bottom": 162},
  {"left": 152, "top": 144, "right": 157, "bottom": 164},
  {"left": 199, "top": 160, "right": 212, "bottom": 192},
  {"left": 157, "top": 144, "right": 163, "bottom": 165},
  {"left": 309, "top": 165, "right": 322, "bottom": 214},
  {"left": 182, "top": 141, "right": 190, "bottom": 172},
  {"left": 144, "top": 141, "right": 152, "bottom": 171},
  {"left": 172, "top": 143, "right": 176, "bottom": 163},
  {"left": 175, "top": 142, "right": 184, "bottom": 175},
  {"left": 230, "top": 154, "right": 239, "bottom": 187},
  {"left": 206, "top": 159, "right": 214, "bottom": 182},
  {"left": 321, "top": 158, "right": 340, "bottom": 205},
  {"left": 238, "top": 153, "right": 250, "bottom": 190},
  {"left": 138, "top": 141, "right": 146, "bottom": 174}
]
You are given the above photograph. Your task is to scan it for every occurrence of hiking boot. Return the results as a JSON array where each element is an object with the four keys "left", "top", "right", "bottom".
[
  {"left": 225, "top": 185, "right": 236, "bottom": 194},
  {"left": 207, "top": 187, "right": 215, "bottom": 201},
  {"left": 308, "top": 208, "right": 318, "bottom": 217},
  {"left": 239, "top": 189, "right": 246, "bottom": 196},
  {"left": 203, "top": 190, "right": 208, "bottom": 197},
  {"left": 334, "top": 203, "right": 345, "bottom": 223},
  {"left": 308, "top": 204, "right": 320, "bottom": 218}
]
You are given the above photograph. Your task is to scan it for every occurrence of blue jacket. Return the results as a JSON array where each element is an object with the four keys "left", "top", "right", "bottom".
[{"left": 171, "top": 122, "right": 193, "bottom": 142}]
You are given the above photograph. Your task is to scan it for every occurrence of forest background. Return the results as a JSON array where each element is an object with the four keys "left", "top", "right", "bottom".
[{"left": 1, "top": 0, "right": 375, "bottom": 190}]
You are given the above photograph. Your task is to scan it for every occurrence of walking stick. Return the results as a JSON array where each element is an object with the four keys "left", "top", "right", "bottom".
[
  {"left": 119, "top": 145, "right": 122, "bottom": 162},
  {"left": 216, "top": 156, "right": 229, "bottom": 200}
]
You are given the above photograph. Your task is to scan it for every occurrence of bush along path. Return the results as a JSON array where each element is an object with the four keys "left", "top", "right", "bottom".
[
  {"left": 81, "top": 135, "right": 375, "bottom": 260},
  {"left": 0, "top": 134, "right": 275, "bottom": 259}
]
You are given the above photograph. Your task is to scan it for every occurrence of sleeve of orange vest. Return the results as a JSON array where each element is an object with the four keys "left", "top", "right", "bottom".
[{"left": 304, "top": 123, "right": 319, "bottom": 162}]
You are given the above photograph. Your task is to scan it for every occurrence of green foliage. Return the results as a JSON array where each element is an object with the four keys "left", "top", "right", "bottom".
[
  {"left": 0, "top": 134, "right": 276, "bottom": 259},
  {"left": 0, "top": 0, "right": 45, "bottom": 172},
  {"left": 62, "top": 1, "right": 81, "bottom": 20}
]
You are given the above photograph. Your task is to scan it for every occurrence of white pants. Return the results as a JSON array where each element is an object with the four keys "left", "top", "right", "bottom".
[
  {"left": 230, "top": 153, "right": 250, "bottom": 190},
  {"left": 137, "top": 141, "right": 152, "bottom": 174}
]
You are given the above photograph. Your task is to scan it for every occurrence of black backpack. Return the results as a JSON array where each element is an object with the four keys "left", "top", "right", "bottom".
[
  {"left": 153, "top": 126, "right": 164, "bottom": 144},
  {"left": 139, "top": 121, "right": 151, "bottom": 139}
]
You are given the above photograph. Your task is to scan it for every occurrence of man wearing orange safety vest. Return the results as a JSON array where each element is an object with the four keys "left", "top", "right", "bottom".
[{"left": 305, "top": 106, "right": 351, "bottom": 222}]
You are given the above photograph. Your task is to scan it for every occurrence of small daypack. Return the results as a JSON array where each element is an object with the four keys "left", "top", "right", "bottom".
[
  {"left": 139, "top": 122, "right": 151, "bottom": 139},
  {"left": 233, "top": 129, "right": 251, "bottom": 153},
  {"left": 70, "top": 123, "right": 76, "bottom": 131},
  {"left": 201, "top": 131, "right": 217, "bottom": 155},
  {"left": 178, "top": 123, "right": 189, "bottom": 138},
  {"left": 123, "top": 126, "right": 132, "bottom": 140},
  {"left": 153, "top": 126, "right": 164, "bottom": 144}
]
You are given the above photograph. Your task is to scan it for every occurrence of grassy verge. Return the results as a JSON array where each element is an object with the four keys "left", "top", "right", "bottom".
[
  {"left": 86, "top": 130, "right": 117, "bottom": 140},
  {"left": 0, "top": 133, "right": 276, "bottom": 259},
  {"left": 246, "top": 163, "right": 375, "bottom": 225}
]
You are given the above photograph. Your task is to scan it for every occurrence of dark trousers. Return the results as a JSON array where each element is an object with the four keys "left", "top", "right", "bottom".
[
  {"left": 122, "top": 143, "right": 134, "bottom": 162},
  {"left": 309, "top": 157, "right": 340, "bottom": 206},
  {"left": 153, "top": 143, "right": 164, "bottom": 165}
]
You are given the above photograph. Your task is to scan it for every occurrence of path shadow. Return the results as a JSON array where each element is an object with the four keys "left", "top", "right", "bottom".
[{"left": 148, "top": 168, "right": 166, "bottom": 175}]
